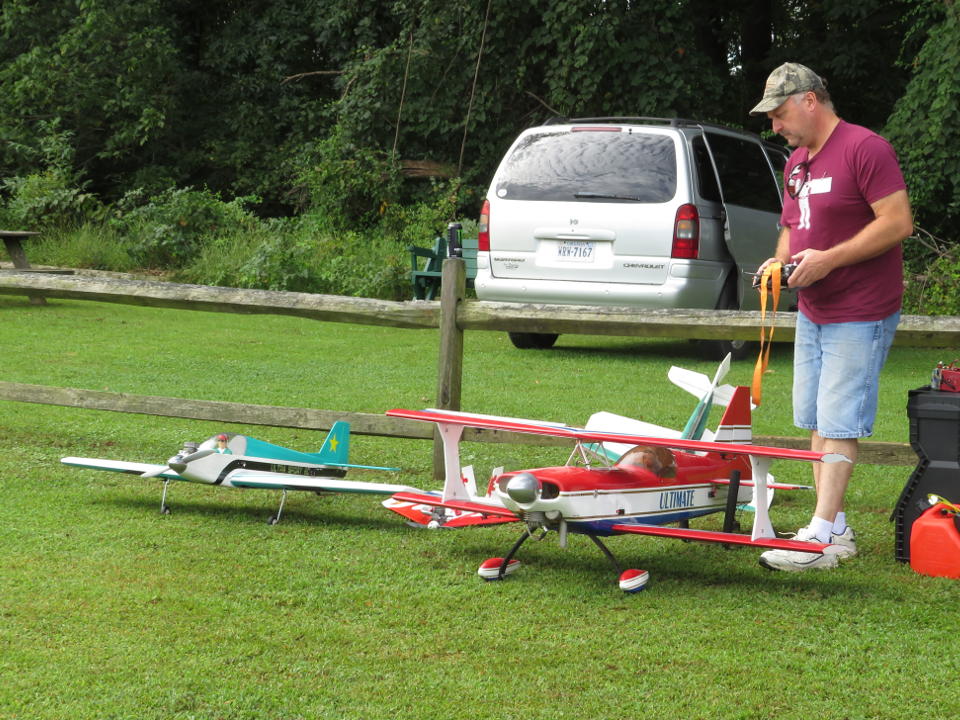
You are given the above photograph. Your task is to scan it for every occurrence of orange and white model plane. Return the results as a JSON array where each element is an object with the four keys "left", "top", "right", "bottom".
[{"left": 383, "top": 384, "right": 848, "bottom": 592}]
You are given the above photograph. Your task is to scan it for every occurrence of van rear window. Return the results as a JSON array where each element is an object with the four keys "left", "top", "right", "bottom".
[{"left": 495, "top": 131, "right": 677, "bottom": 202}]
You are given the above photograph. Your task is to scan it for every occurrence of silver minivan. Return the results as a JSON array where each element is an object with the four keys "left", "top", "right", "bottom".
[{"left": 474, "top": 117, "right": 787, "bottom": 356}]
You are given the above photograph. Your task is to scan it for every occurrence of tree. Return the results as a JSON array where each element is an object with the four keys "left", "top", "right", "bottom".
[
  {"left": 0, "top": 0, "right": 938, "bottom": 226},
  {"left": 885, "top": 0, "right": 960, "bottom": 240}
]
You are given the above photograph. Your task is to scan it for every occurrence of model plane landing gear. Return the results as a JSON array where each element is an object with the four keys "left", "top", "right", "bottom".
[
  {"left": 478, "top": 557, "right": 521, "bottom": 580},
  {"left": 268, "top": 490, "right": 288, "bottom": 525},
  {"left": 160, "top": 480, "right": 172, "bottom": 515},
  {"left": 478, "top": 527, "right": 531, "bottom": 580},
  {"left": 586, "top": 533, "right": 649, "bottom": 593},
  {"left": 618, "top": 569, "right": 650, "bottom": 592}
]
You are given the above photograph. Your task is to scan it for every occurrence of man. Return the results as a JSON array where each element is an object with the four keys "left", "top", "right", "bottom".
[{"left": 750, "top": 62, "right": 914, "bottom": 571}]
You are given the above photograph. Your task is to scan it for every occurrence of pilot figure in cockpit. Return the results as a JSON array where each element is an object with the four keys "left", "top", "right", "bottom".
[
  {"left": 616, "top": 445, "right": 676, "bottom": 479},
  {"left": 215, "top": 434, "right": 233, "bottom": 454}
]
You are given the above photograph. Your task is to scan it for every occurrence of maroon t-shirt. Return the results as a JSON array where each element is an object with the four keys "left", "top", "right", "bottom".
[{"left": 779, "top": 120, "right": 907, "bottom": 323}]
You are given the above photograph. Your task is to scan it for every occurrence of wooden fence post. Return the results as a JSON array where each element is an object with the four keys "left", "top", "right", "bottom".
[{"left": 432, "top": 257, "right": 466, "bottom": 481}]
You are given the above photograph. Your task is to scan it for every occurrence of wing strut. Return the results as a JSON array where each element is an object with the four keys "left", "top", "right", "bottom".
[
  {"left": 438, "top": 422, "right": 468, "bottom": 502},
  {"left": 750, "top": 456, "right": 775, "bottom": 540}
]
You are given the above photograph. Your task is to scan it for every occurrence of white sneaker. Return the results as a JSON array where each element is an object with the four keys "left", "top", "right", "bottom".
[
  {"left": 759, "top": 526, "right": 839, "bottom": 572},
  {"left": 830, "top": 526, "right": 857, "bottom": 559}
]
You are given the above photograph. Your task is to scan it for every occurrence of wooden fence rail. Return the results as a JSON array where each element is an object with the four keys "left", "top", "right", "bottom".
[
  {"left": 1, "top": 270, "right": 957, "bottom": 344},
  {"left": 0, "top": 381, "right": 916, "bottom": 466},
  {"left": 0, "top": 264, "right": 948, "bottom": 469}
]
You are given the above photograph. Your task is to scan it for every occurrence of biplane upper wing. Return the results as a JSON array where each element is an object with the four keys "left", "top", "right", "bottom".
[
  {"left": 225, "top": 470, "right": 421, "bottom": 495},
  {"left": 61, "top": 457, "right": 184, "bottom": 480},
  {"left": 385, "top": 409, "right": 850, "bottom": 465}
]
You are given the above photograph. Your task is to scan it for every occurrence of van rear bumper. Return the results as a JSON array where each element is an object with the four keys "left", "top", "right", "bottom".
[{"left": 474, "top": 262, "right": 727, "bottom": 309}]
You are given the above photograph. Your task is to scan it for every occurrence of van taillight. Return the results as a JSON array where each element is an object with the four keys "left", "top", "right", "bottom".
[
  {"left": 672, "top": 204, "right": 699, "bottom": 259},
  {"left": 478, "top": 199, "right": 490, "bottom": 251}
]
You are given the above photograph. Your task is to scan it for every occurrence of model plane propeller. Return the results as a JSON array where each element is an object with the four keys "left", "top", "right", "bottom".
[
  {"left": 62, "top": 422, "right": 418, "bottom": 524},
  {"left": 383, "top": 374, "right": 847, "bottom": 592}
]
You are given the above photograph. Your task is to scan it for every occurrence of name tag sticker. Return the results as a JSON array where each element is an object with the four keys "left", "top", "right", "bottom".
[{"left": 808, "top": 177, "right": 832, "bottom": 195}]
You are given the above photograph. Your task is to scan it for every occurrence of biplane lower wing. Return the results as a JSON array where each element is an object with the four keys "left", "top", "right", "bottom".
[
  {"left": 383, "top": 496, "right": 519, "bottom": 528},
  {"left": 390, "top": 491, "right": 519, "bottom": 520},
  {"left": 711, "top": 477, "right": 813, "bottom": 491},
  {"left": 610, "top": 523, "right": 837, "bottom": 554}
]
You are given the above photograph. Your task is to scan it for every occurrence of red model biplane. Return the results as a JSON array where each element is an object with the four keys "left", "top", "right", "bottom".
[{"left": 384, "top": 386, "right": 848, "bottom": 592}]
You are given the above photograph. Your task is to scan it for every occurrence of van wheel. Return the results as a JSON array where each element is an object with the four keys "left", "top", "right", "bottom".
[
  {"left": 508, "top": 332, "right": 559, "bottom": 349},
  {"left": 700, "top": 337, "right": 753, "bottom": 361},
  {"left": 698, "top": 276, "right": 754, "bottom": 360}
]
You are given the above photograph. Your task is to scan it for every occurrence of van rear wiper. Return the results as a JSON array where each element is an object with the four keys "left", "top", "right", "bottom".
[{"left": 573, "top": 191, "right": 643, "bottom": 202}]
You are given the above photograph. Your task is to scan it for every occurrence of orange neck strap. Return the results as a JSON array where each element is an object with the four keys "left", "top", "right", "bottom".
[{"left": 751, "top": 262, "right": 783, "bottom": 407}]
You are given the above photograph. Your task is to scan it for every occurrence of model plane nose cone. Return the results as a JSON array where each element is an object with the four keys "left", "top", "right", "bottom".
[{"left": 506, "top": 473, "right": 540, "bottom": 504}]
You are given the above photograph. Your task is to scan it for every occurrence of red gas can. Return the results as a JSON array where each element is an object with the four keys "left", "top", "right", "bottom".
[{"left": 910, "top": 503, "right": 960, "bottom": 578}]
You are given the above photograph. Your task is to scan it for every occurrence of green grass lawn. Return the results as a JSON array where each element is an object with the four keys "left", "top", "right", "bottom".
[{"left": 1, "top": 294, "right": 958, "bottom": 719}]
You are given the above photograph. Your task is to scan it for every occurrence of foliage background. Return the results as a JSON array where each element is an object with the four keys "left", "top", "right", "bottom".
[{"left": 1, "top": 0, "right": 958, "bottom": 307}]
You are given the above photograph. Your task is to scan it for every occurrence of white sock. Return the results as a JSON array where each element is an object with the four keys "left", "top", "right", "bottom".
[
  {"left": 832, "top": 512, "right": 847, "bottom": 535},
  {"left": 809, "top": 515, "right": 833, "bottom": 543}
]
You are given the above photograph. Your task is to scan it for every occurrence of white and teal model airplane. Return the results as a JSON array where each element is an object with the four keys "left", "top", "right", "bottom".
[{"left": 61, "top": 422, "right": 417, "bottom": 524}]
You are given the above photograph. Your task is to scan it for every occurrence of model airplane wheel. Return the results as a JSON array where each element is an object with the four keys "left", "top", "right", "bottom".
[
  {"left": 267, "top": 516, "right": 279, "bottom": 525},
  {"left": 619, "top": 569, "right": 649, "bottom": 593},
  {"left": 160, "top": 506, "right": 171, "bottom": 515},
  {"left": 477, "top": 557, "right": 520, "bottom": 581}
]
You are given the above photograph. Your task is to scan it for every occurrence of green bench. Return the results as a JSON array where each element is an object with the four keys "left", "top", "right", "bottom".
[{"left": 409, "top": 228, "right": 478, "bottom": 300}]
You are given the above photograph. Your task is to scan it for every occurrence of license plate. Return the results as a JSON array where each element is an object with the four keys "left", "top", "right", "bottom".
[{"left": 556, "top": 240, "right": 595, "bottom": 262}]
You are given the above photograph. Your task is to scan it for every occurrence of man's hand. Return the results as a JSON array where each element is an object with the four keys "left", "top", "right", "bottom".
[
  {"left": 788, "top": 248, "right": 834, "bottom": 287},
  {"left": 753, "top": 256, "right": 794, "bottom": 289}
]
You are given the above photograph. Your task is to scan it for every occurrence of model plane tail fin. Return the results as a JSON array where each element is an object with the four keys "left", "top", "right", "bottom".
[
  {"left": 714, "top": 386, "right": 752, "bottom": 445},
  {"left": 714, "top": 386, "right": 776, "bottom": 514},
  {"left": 316, "top": 422, "right": 350, "bottom": 465},
  {"left": 672, "top": 353, "right": 731, "bottom": 440}
]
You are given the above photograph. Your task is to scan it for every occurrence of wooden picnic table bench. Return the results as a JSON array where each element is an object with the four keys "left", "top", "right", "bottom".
[
  {"left": 1, "top": 229, "right": 74, "bottom": 305},
  {"left": 1, "top": 230, "right": 40, "bottom": 270},
  {"left": 409, "top": 224, "right": 478, "bottom": 300}
]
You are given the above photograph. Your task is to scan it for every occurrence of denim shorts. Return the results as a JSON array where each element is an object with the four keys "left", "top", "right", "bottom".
[{"left": 793, "top": 310, "right": 899, "bottom": 439}]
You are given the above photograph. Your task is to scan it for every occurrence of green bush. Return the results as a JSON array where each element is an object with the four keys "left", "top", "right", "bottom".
[
  {"left": 111, "top": 186, "right": 260, "bottom": 268},
  {"left": 178, "top": 216, "right": 410, "bottom": 299},
  {"left": 904, "top": 252, "right": 960, "bottom": 316},
  {"left": 28, "top": 223, "right": 138, "bottom": 272},
  {"left": 6, "top": 159, "right": 473, "bottom": 300},
  {"left": 0, "top": 170, "right": 102, "bottom": 229},
  {"left": 293, "top": 128, "right": 403, "bottom": 232},
  {"left": 0, "top": 123, "right": 101, "bottom": 229},
  {"left": 902, "top": 228, "right": 960, "bottom": 315}
]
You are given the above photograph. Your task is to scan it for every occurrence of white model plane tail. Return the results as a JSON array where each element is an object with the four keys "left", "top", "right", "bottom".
[{"left": 585, "top": 354, "right": 735, "bottom": 460}]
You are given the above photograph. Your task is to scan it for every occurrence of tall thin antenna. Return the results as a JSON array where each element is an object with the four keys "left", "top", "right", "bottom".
[
  {"left": 393, "top": 29, "right": 415, "bottom": 157},
  {"left": 458, "top": 0, "right": 493, "bottom": 175}
]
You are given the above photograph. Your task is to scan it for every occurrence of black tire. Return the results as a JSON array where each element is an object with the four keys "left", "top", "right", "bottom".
[
  {"left": 700, "top": 336, "right": 753, "bottom": 361},
  {"left": 508, "top": 332, "right": 559, "bottom": 349},
  {"left": 698, "top": 274, "right": 755, "bottom": 361}
]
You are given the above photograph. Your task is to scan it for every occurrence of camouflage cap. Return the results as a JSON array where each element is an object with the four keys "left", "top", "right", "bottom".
[{"left": 749, "top": 62, "right": 825, "bottom": 115}]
